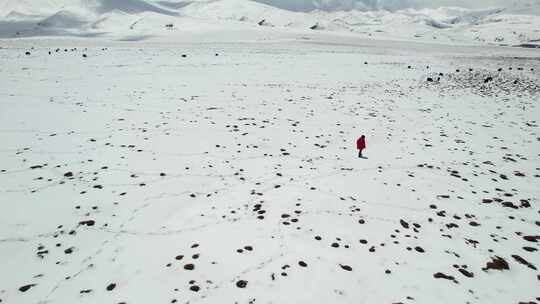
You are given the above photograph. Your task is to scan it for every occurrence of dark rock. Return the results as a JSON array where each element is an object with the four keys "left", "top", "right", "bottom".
[
  {"left": 78, "top": 220, "right": 95, "bottom": 226},
  {"left": 523, "top": 235, "right": 539, "bottom": 242},
  {"left": 523, "top": 247, "right": 537, "bottom": 252},
  {"left": 458, "top": 268, "right": 474, "bottom": 278},
  {"left": 433, "top": 272, "right": 456, "bottom": 282},
  {"left": 483, "top": 256, "right": 509, "bottom": 271},
  {"left": 501, "top": 202, "right": 518, "bottom": 209},
  {"left": 19, "top": 284, "right": 36, "bottom": 292},
  {"left": 512, "top": 255, "right": 537, "bottom": 270},
  {"left": 400, "top": 219, "right": 409, "bottom": 229},
  {"left": 236, "top": 280, "right": 248, "bottom": 288}
]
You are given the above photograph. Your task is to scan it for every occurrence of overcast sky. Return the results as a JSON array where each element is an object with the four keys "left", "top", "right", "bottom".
[{"left": 253, "top": 0, "right": 522, "bottom": 11}]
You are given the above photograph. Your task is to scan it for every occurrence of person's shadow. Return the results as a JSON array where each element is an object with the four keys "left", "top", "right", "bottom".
[{"left": 359, "top": 156, "right": 369, "bottom": 159}]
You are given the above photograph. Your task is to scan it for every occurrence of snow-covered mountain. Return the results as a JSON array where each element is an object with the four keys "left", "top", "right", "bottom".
[{"left": 0, "top": 0, "right": 539, "bottom": 46}]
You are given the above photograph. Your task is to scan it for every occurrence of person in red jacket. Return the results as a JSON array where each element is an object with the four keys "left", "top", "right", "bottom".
[{"left": 357, "top": 135, "right": 366, "bottom": 158}]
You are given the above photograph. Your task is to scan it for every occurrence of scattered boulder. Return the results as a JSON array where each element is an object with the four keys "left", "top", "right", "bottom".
[
  {"left": 523, "top": 235, "right": 539, "bottom": 243},
  {"left": 78, "top": 220, "right": 95, "bottom": 227},
  {"left": 433, "top": 272, "right": 457, "bottom": 283},
  {"left": 483, "top": 256, "right": 509, "bottom": 271},
  {"left": 512, "top": 255, "right": 537, "bottom": 270},
  {"left": 458, "top": 269, "right": 474, "bottom": 278},
  {"left": 106, "top": 283, "right": 116, "bottom": 291},
  {"left": 19, "top": 284, "right": 36, "bottom": 292},
  {"left": 310, "top": 23, "right": 321, "bottom": 30},
  {"left": 236, "top": 280, "right": 248, "bottom": 288},
  {"left": 400, "top": 219, "right": 409, "bottom": 229}
]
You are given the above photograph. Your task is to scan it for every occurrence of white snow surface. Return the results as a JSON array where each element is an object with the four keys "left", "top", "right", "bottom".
[
  {"left": 0, "top": 1, "right": 540, "bottom": 304},
  {"left": 1, "top": 35, "right": 540, "bottom": 304}
]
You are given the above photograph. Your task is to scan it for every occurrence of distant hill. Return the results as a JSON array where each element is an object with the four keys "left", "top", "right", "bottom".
[{"left": 0, "top": 0, "right": 538, "bottom": 46}]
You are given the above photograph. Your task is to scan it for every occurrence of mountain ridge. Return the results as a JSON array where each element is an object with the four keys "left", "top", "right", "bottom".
[{"left": 0, "top": 0, "right": 539, "bottom": 46}]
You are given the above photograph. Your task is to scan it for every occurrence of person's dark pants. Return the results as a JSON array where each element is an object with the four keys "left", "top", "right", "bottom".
[{"left": 358, "top": 149, "right": 363, "bottom": 158}]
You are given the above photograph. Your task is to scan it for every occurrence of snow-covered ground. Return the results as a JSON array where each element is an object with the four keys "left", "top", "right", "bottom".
[
  {"left": 1, "top": 1, "right": 540, "bottom": 304},
  {"left": 1, "top": 36, "right": 539, "bottom": 304}
]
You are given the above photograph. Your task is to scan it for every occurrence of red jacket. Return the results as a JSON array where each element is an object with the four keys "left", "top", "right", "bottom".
[{"left": 357, "top": 136, "right": 366, "bottom": 150}]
